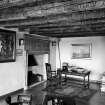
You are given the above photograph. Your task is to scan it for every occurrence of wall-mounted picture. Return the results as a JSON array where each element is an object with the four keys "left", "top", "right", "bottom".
[
  {"left": 0, "top": 29, "right": 16, "bottom": 62},
  {"left": 72, "top": 44, "right": 91, "bottom": 59}
]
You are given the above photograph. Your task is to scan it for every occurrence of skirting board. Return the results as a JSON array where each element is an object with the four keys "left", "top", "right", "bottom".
[{"left": 0, "top": 88, "right": 23, "bottom": 100}]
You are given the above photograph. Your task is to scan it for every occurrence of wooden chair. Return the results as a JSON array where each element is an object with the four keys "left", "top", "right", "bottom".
[
  {"left": 62, "top": 62, "right": 68, "bottom": 72},
  {"left": 17, "top": 94, "right": 32, "bottom": 105},
  {"left": 45, "top": 63, "right": 57, "bottom": 80},
  {"left": 45, "top": 63, "right": 59, "bottom": 87}
]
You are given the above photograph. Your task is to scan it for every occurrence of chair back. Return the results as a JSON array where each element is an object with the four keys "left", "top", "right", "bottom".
[
  {"left": 45, "top": 63, "right": 52, "bottom": 79},
  {"left": 45, "top": 63, "right": 51, "bottom": 72},
  {"left": 17, "top": 94, "right": 32, "bottom": 105},
  {"left": 62, "top": 62, "right": 68, "bottom": 72}
]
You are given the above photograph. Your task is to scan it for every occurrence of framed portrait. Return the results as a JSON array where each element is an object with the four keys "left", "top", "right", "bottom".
[
  {"left": 0, "top": 29, "right": 16, "bottom": 62},
  {"left": 72, "top": 44, "right": 91, "bottom": 59}
]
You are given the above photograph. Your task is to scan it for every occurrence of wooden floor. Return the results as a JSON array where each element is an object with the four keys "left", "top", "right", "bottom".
[{"left": 1, "top": 81, "right": 105, "bottom": 105}]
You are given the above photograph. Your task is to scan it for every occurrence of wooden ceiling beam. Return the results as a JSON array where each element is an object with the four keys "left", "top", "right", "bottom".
[
  {"left": 30, "top": 22, "right": 105, "bottom": 29},
  {"left": 22, "top": 20, "right": 105, "bottom": 28},
  {"left": 3, "top": 15, "right": 105, "bottom": 28},
  {"left": 16, "top": 20, "right": 105, "bottom": 32},
  {"left": 1, "top": 1, "right": 105, "bottom": 25},
  {"left": 0, "top": 0, "right": 69, "bottom": 9},
  {"left": 0, "top": 0, "right": 101, "bottom": 9},
  {"left": 0, "top": 0, "right": 96, "bottom": 10},
  {"left": 30, "top": 30, "right": 105, "bottom": 37},
  {"left": 1, "top": 7, "right": 105, "bottom": 25},
  {"left": 30, "top": 29, "right": 105, "bottom": 34},
  {"left": 0, "top": 0, "right": 105, "bottom": 20},
  {"left": 0, "top": 0, "right": 103, "bottom": 14}
]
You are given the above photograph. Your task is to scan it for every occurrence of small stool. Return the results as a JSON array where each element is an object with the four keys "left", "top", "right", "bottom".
[{"left": 17, "top": 94, "right": 32, "bottom": 105}]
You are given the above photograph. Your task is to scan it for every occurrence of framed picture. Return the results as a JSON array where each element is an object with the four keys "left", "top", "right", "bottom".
[
  {"left": 72, "top": 44, "right": 91, "bottom": 59},
  {"left": 0, "top": 29, "right": 16, "bottom": 62}
]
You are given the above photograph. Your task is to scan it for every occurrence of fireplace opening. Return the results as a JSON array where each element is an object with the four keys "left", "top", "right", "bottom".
[
  {"left": 27, "top": 54, "right": 47, "bottom": 86},
  {"left": 28, "top": 55, "right": 38, "bottom": 66}
]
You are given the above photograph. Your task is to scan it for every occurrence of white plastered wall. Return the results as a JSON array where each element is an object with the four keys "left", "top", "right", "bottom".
[{"left": 56, "top": 36, "right": 105, "bottom": 81}]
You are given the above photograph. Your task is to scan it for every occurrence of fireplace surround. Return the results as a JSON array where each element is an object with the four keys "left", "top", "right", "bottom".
[{"left": 27, "top": 54, "right": 48, "bottom": 86}]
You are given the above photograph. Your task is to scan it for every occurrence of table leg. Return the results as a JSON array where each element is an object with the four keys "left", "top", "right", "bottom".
[
  {"left": 65, "top": 74, "right": 67, "bottom": 82},
  {"left": 83, "top": 76, "right": 86, "bottom": 88},
  {"left": 58, "top": 72, "right": 61, "bottom": 86},
  {"left": 88, "top": 74, "right": 90, "bottom": 88}
]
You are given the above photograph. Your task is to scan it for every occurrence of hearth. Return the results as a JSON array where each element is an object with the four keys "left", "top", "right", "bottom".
[{"left": 27, "top": 54, "right": 48, "bottom": 86}]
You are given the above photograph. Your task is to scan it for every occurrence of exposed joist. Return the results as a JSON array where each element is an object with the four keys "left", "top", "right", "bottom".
[
  {"left": 1, "top": 0, "right": 105, "bottom": 21},
  {"left": 17, "top": 20, "right": 105, "bottom": 30},
  {"left": 28, "top": 22, "right": 105, "bottom": 29},
  {"left": 30, "top": 29, "right": 105, "bottom": 34},
  {"left": 6, "top": 18, "right": 105, "bottom": 30},
  {"left": 0, "top": 0, "right": 105, "bottom": 38},
  {"left": 1, "top": 13, "right": 105, "bottom": 27},
  {"left": 0, "top": 0, "right": 103, "bottom": 13},
  {"left": 1, "top": 6, "right": 105, "bottom": 23},
  {"left": 0, "top": 0, "right": 98, "bottom": 10},
  {"left": 30, "top": 30, "right": 105, "bottom": 37}
]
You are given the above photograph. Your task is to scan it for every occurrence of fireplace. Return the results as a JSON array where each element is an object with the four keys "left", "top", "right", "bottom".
[
  {"left": 27, "top": 54, "right": 48, "bottom": 86},
  {"left": 28, "top": 55, "right": 38, "bottom": 66}
]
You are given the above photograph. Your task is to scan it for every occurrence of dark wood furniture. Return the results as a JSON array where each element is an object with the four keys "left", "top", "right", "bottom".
[
  {"left": 45, "top": 63, "right": 59, "bottom": 87},
  {"left": 43, "top": 91, "right": 76, "bottom": 105},
  {"left": 45, "top": 63, "right": 57, "bottom": 80},
  {"left": 58, "top": 68, "right": 90, "bottom": 88},
  {"left": 5, "top": 95, "right": 20, "bottom": 105},
  {"left": 43, "top": 94, "right": 76, "bottom": 105},
  {"left": 17, "top": 94, "right": 32, "bottom": 105},
  {"left": 5, "top": 94, "right": 32, "bottom": 105}
]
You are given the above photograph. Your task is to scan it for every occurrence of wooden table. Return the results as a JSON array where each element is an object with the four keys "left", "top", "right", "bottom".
[{"left": 57, "top": 69, "right": 91, "bottom": 88}]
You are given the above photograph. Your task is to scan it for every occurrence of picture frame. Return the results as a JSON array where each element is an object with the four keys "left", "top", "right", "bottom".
[
  {"left": 72, "top": 44, "right": 91, "bottom": 59},
  {"left": 0, "top": 29, "right": 16, "bottom": 62}
]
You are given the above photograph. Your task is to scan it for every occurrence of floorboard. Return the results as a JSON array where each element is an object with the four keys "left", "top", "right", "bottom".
[{"left": 0, "top": 81, "right": 105, "bottom": 105}]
